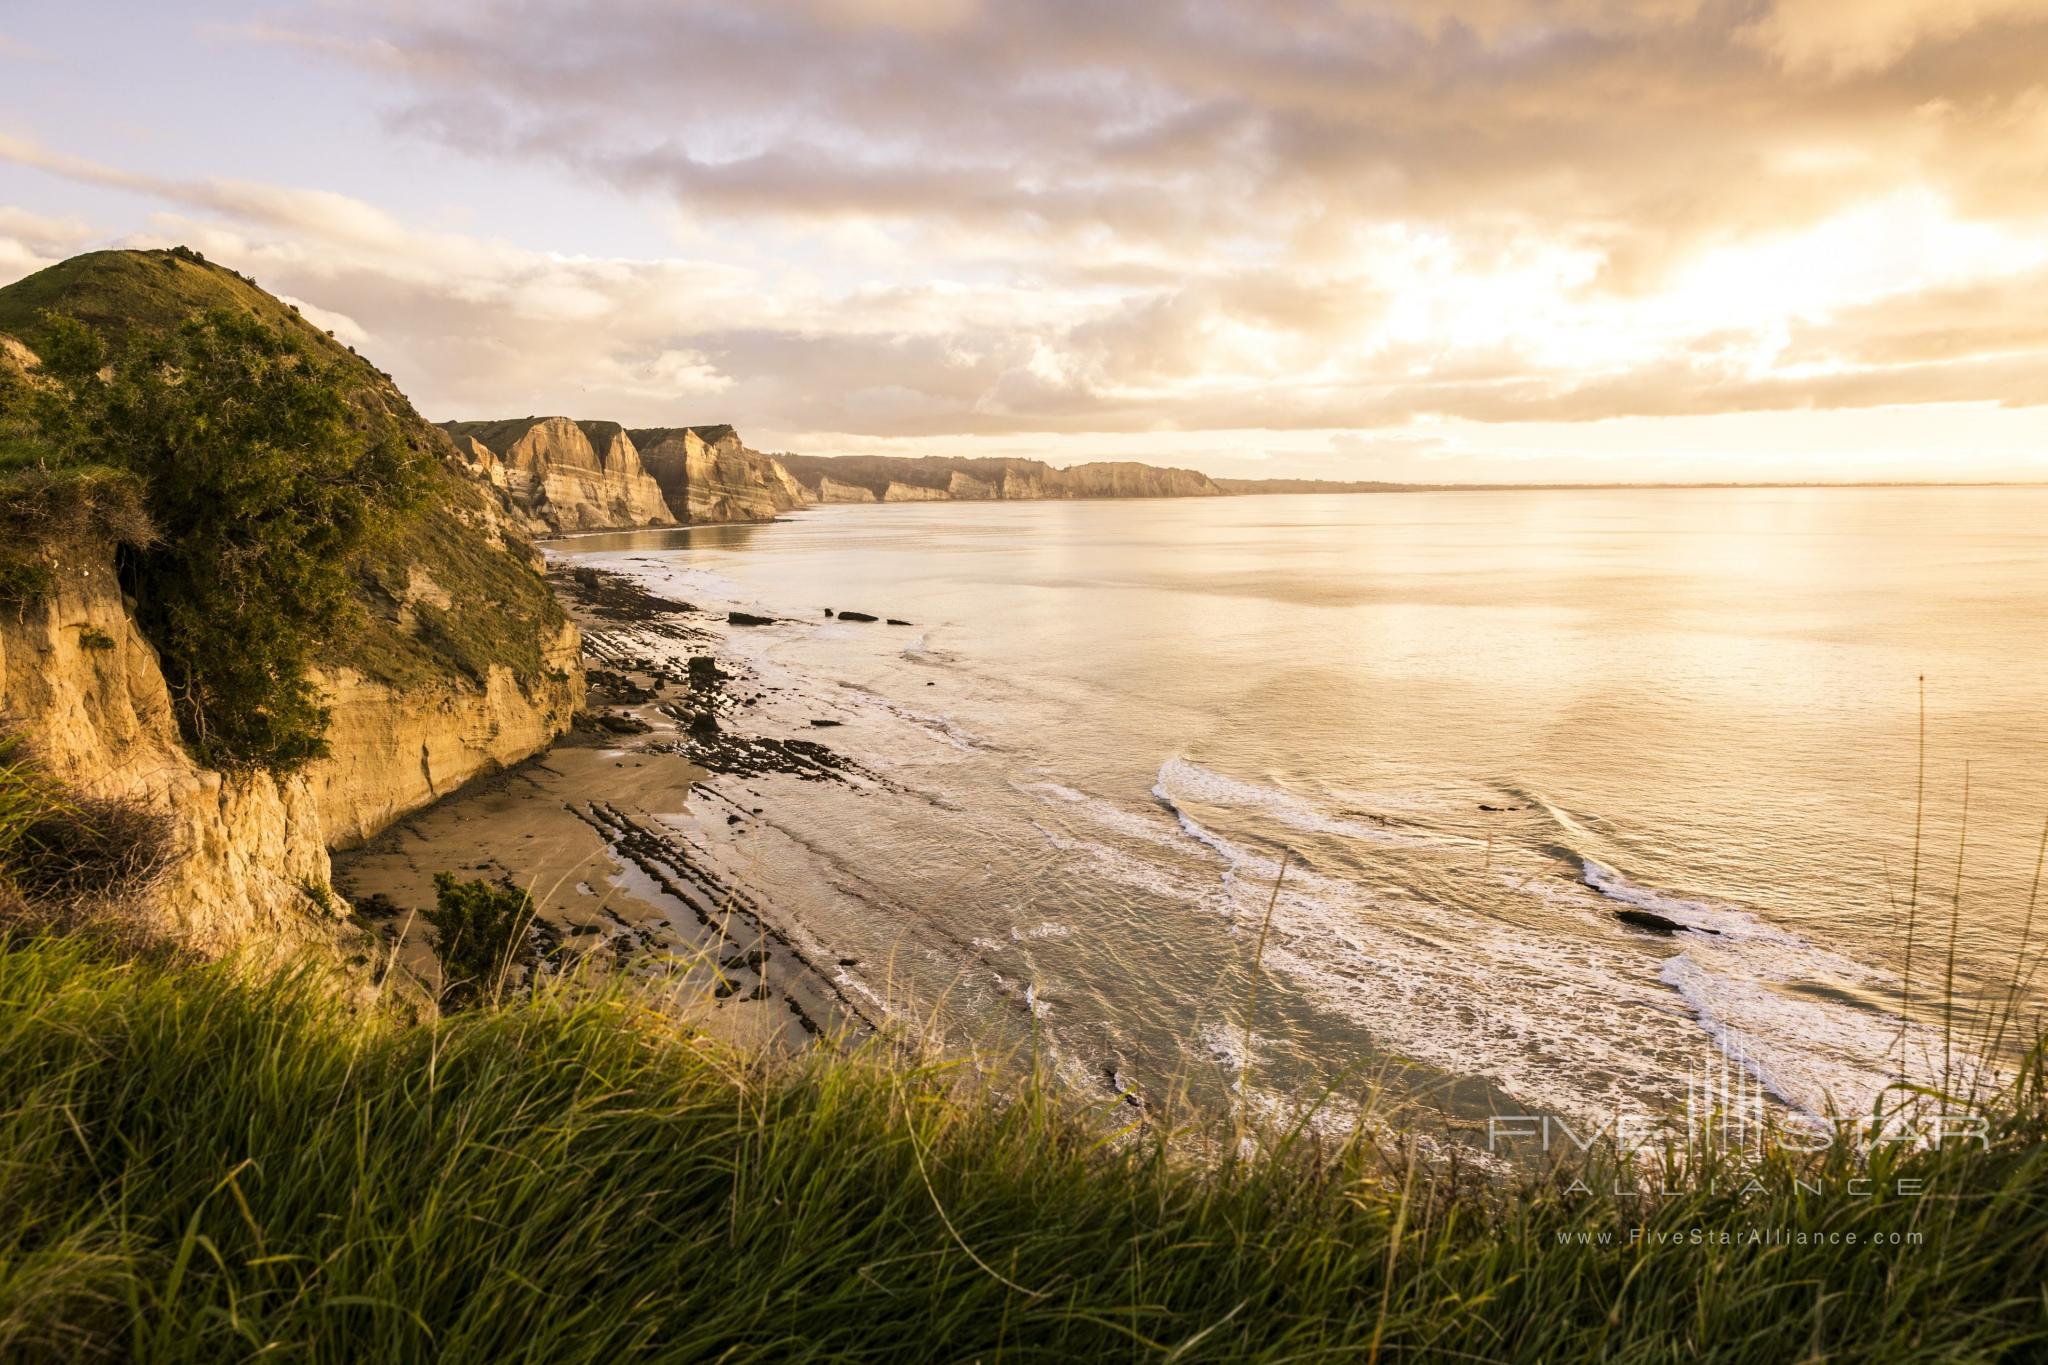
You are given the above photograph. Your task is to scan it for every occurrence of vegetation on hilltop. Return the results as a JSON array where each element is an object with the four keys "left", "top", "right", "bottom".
[
  {"left": 5, "top": 306, "right": 426, "bottom": 770},
  {"left": 0, "top": 935, "right": 2041, "bottom": 1362},
  {"left": 0, "top": 248, "right": 571, "bottom": 769}
]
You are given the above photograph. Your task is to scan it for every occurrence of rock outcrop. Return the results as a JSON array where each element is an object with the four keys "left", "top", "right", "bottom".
[
  {"left": 882, "top": 481, "right": 948, "bottom": 502},
  {"left": 629, "top": 425, "right": 811, "bottom": 524},
  {"left": 440, "top": 417, "right": 675, "bottom": 533}
]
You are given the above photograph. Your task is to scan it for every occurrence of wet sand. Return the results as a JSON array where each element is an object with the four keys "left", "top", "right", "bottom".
[{"left": 331, "top": 564, "right": 870, "bottom": 1049}]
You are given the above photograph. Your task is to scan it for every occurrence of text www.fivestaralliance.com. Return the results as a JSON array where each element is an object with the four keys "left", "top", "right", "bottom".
[{"left": 1556, "top": 1229, "right": 1925, "bottom": 1248}]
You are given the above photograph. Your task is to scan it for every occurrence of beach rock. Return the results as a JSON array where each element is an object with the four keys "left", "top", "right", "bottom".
[
  {"left": 596, "top": 712, "right": 652, "bottom": 735},
  {"left": 1612, "top": 908, "right": 1714, "bottom": 935},
  {"left": 808, "top": 719, "right": 843, "bottom": 727},
  {"left": 686, "top": 656, "right": 723, "bottom": 687},
  {"left": 837, "top": 610, "right": 878, "bottom": 622},
  {"left": 886, "top": 618, "right": 913, "bottom": 626},
  {"left": 728, "top": 611, "right": 776, "bottom": 627},
  {"left": 687, "top": 711, "right": 720, "bottom": 738}
]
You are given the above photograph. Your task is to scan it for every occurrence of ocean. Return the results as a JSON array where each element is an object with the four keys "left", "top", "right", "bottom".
[{"left": 562, "top": 487, "right": 2048, "bottom": 1135}]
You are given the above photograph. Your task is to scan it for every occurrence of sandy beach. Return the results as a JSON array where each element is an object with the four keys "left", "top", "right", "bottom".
[{"left": 331, "top": 559, "right": 869, "bottom": 1047}]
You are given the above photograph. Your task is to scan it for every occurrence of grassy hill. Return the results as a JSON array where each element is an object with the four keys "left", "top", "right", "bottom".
[{"left": 0, "top": 248, "right": 567, "bottom": 711}]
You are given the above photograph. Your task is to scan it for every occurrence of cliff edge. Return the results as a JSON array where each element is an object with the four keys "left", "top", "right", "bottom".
[{"left": 0, "top": 249, "right": 585, "bottom": 950}]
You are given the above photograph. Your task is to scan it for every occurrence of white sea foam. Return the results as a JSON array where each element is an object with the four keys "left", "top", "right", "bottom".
[
  {"left": 1658, "top": 949, "right": 1954, "bottom": 1121},
  {"left": 1153, "top": 757, "right": 1449, "bottom": 848},
  {"left": 1017, "top": 780, "right": 1188, "bottom": 851},
  {"left": 1581, "top": 859, "right": 1799, "bottom": 943}
]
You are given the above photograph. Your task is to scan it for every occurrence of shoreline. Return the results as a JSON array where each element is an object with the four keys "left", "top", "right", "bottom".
[{"left": 331, "top": 556, "right": 875, "bottom": 1047}]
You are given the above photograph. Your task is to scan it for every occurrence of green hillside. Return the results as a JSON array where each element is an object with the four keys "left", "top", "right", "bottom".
[{"left": 0, "top": 248, "right": 568, "bottom": 764}]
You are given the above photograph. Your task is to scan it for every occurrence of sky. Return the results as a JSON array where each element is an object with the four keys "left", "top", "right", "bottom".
[{"left": 5, "top": 1, "right": 2048, "bottom": 483}]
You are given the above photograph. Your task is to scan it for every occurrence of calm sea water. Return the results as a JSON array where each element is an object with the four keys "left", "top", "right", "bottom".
[{"left": 567, "top": 488, "right": 2048, "bottom": 1132}]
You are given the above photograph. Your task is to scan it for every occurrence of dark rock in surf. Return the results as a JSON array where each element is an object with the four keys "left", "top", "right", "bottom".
[
  {"left": 1613, "top": 908, "right": 1715, "bottom": 935},
  {"left": 1478, "top": 803, "right": 1522, "bottom": 812},
  {"left": 886, "top": 618, "right": 913, "bottom": 626},
  {"left": 728, "top": 611, "right": 776, "bottom": 626},
  {"left": 688, "top": 711, "right": 721, "bottom": 738},
  {"left": 824, "top": 608, "right": 835, "bottom": 617},
  {"left": 596, "top": 712, "right": 651, "bottom": 735},
  {"left": 808, "top": 718, "right": 843, "bottom": 727},
  {"left": 687, "top": 655, "right": 723, "bottom": 688},
  {"left": 837, "top": 610, "right": 879, "bottom": 622}
]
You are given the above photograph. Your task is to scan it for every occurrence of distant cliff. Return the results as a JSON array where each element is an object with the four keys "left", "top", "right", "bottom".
[
  {"left": 440, "top": 418, "right": 810, "bottom": 531},
  {"left": 1215, "top": 477, "right": 1424, "bottom": 494},
  {"left": 628, "top": 425, "right": 810, "bottom": 524},
  {"left": 780, "top": 455, "right": 1223, "bottom": 502},
  {"left": 440, "top": 417, "right": 674, "bottom": 533}
]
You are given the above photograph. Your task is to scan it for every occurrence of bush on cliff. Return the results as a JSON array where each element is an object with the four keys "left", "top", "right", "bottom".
[
  {"left": 0, "top": 935, "right": 2043, "bottom": 1362},
  {"left": 0, "top": 248, "right": 570, "bottom": 773},
  {"left": 17, "top": 309, "right": 427, "bottom": 772}
]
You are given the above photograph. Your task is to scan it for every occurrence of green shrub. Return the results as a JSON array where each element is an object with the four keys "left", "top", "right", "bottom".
[
  {"left": 50, "top": 309, "right": 428, "bottom": 771},
  {"left": 0, "top": 462, "right": 154, "bottom": 607},
  {"left": 423, "top": 872, "right": 545, "bottom": 1009}
]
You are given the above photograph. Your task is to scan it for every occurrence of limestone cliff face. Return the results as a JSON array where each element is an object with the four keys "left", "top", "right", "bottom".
[
  {"left": 629, "top": 425, "right": 811, "bottom": 523},
  {"left": 1052, "top": 462, "right": 1222, "bottom": 498},
  {"left": 441, "top": 417, "right": 675, "bottom": 533},
  {"left": 0, "top": 539, "right": 590, "bottom": 946},
  {"left": 817, "top": 476, "right": 878, "bottom": 503},
  {"left": 999, "top": 469, "right": 1047, "bottom": 500},
  {"left": 0, "top": 546, "right": 334, "bottom": 951},
  {"left": 307, "top": 617, "right": 583, "bottom": 850},
  {"left": 782, "top": 454, "right": 1225, "bottom": 503},
  {"left": 0, "top": 250, "right": 590, "bottom": 958}
]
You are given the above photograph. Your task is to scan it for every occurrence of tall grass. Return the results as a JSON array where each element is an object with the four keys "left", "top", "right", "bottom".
[{"left": 1, "top": 934, "right": 2043, "bottom": 1363}]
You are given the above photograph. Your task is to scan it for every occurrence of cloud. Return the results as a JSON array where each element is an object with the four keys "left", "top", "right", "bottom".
[
  {"left": 5, "top": 0, "right": 2048, "bottom": 476},
  {"left": 1741, "top": 0, "right": 2048, "bottom": 77}
]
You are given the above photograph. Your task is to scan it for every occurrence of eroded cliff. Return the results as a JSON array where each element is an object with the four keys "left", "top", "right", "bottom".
[
  {"left": 630, "top": 425, "right": 811, "bottom": 523},
  {"left": 780, "top": 454, "right": 1224, "bottom": 503},
  {"left": 0, "top": 544, "right": 335, "bottom": 950},
  {"left": 0, "top": 250, "right": 588, "bottom": 954},
  {"left": 441, "top": 417, "right": 675, "bottom": 533}
]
